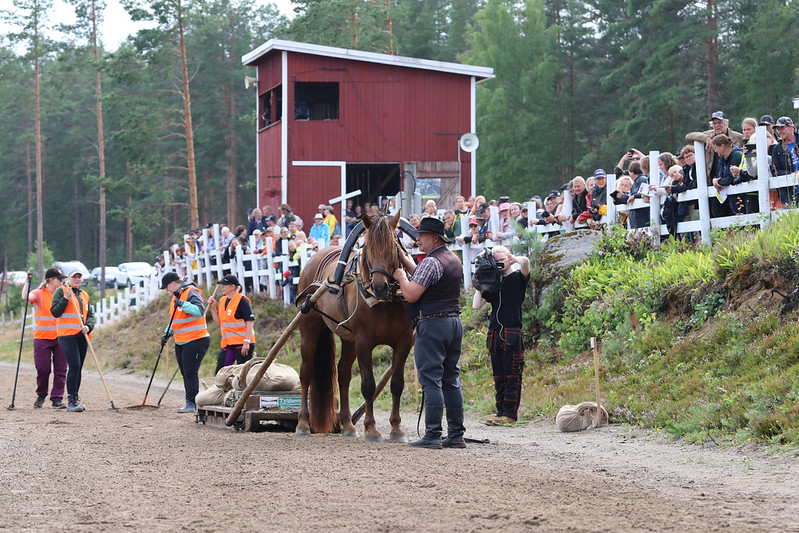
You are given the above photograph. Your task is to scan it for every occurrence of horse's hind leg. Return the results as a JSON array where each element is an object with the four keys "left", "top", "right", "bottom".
[
  {"left": 337, "top": 340, "right": 358, "bottom": 437},
  {"left": 357, "top": 343, "right": 383, "bottom": 443},
  {"left": 388, "top": 334, "right": 413, "bottom": 443}
]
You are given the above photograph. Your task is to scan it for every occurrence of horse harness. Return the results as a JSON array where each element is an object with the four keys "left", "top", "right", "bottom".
[{"left": 297, "top": 241, "right": 406, "bottom": 332}]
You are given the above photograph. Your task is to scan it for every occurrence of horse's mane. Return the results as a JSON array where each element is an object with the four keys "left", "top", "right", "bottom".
[{"left": 364, "top": 215, "right": 397, "bottom": 262}]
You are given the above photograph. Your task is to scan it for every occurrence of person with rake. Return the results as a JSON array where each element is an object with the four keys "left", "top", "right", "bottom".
[
  {"left": 23, "top": 267, "right": 69, "bottom": 409},
  {"left": 50, "top": 269, "right": 95, "bottom": 412},
  {"left": 160, "top": 272, "right": 210, "bottom": 413}
]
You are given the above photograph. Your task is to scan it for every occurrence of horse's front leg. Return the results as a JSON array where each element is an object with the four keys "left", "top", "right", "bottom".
[
  {"left": 295, "top": 322, "right": 316, "bottom": 436},
  {"left": 388, "top": 333, "right": 413, "bottom": 443},
  {"left": 337, "top": 340, "right": 358, "bottom": 437},
  {"left": 357, "top": 343, "right": 382, "bottom": 443}
]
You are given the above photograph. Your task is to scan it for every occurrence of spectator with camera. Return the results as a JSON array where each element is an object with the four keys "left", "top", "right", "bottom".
[
  {"left": 473, "top": 246, "right": 530, "bottom": 425},
  {"left": 624, "top": 161, "right": 650, "bottom": 229}
]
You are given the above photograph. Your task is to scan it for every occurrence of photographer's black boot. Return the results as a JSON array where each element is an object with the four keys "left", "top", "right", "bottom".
[
  {"left": 409, "top": 405, "right": 443, "bottom": 449},
  {"left": 442, "top": 407, "right": 466, "bottom": 449}
]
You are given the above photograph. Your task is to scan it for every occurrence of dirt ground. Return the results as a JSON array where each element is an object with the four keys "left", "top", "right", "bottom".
[{"left": 1, "top": 361, "right": 798, "bottom": 532}]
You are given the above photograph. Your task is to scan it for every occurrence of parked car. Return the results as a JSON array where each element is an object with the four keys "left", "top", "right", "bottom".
[
  {"left": 53, "top": 260, "right": 90, "bottom": 285},
  {"left": 116, "top": 262, "right": 155, "bottom": 289},
  {"left": 1, "top": 271, "right": 29, "bottom": 289},
  {"left": 90, "top": 266, "right": 119, "bottom": 289}
]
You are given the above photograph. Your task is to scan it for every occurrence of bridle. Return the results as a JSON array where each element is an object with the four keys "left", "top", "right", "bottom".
[{"left": 359, "top": 237, "right": 402, "bottom": 294}]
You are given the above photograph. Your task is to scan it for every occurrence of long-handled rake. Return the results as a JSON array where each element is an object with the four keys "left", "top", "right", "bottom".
[
  {"left": 7, "top": 269, "right": 34, "bottom": 411},
  {"left": 126, "top": 305, "right": 179, "bottom": 409},
  {"left": 70, "top": 292, "right": 118, "bottom": 411},
  {"left": 156, "top": 366, "right": 180, "bottom": 407}
]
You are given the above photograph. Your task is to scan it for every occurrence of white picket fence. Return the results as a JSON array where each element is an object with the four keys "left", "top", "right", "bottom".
[{"left": 529, "top": 126, "right": 798, "bottom": 242}]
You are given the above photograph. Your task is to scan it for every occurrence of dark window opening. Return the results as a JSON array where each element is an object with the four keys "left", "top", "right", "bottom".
[
  {"left": 346, "top": 164, "right": 401, "bottom": 211},
  {"left": 259, "top": 85, "right": 282, "bottom": 128},
  {"left": 294, "top": 82, "right": 339, "bottom": 121}
]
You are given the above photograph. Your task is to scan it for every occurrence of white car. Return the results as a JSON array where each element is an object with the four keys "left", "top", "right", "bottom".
[{"left": 116, "top": 262, "right": 155, "bottom": 289}]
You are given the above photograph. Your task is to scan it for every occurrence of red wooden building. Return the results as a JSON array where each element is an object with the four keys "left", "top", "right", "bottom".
[{"left": 242, "top": 39, "right": 494, "bottom": 226}]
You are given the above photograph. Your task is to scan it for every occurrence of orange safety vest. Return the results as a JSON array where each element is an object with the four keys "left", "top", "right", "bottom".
[
  {"left": 218, "top": 293, "right": 255, "bottom": 348},
  {"left": 170, "top": 286, "right": 208, "bottom": 344},
  {"left": 33, "top": 288, "right": 57, "bottom": 340},
  {"left": 56, "top": 289, "right": 91, "bottom": 339}
]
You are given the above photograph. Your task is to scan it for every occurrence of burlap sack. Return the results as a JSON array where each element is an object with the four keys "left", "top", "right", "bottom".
[
  {"left": 195, "top": 384, "right": 227, "bottom": 407},
  {"left": 556, "top": 401, "right": 609, "bottom": 432},
  {"left": 230, "top": 358, "right": 299, "bottom": 392}
]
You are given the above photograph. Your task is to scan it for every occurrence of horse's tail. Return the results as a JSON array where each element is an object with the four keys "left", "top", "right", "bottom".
[{"left": 309, "top": 327, "right": 337, "bottom": 433}]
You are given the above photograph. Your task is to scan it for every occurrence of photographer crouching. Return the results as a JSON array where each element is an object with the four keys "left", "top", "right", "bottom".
[{"left": 473, "top": 246, "right": 530, "bottom": 425}]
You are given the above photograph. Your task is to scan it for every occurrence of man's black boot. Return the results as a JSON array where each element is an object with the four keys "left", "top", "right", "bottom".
[
  {"left": 409, "top": 405, "right": 443, "bottom": 449},
  {"left": 442, "top": 407, "right": 466, "bottom": 449}
]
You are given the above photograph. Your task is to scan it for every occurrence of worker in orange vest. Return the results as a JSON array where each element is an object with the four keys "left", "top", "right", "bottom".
[
  {"left": 23, "top": 267, "right": 68, "bottom": 409},
  {"left": 208, "top": 275, "right": 256, "bottom": 374},
  {"left": 51, "top": 269, "right": 95, "bottom": 412},
  {"left": 160, "top": 272, "right": 210, "bottom": 413}
]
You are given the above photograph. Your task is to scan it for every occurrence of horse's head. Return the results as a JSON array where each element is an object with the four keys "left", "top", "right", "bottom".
[{"left": 361, "top": 210, "right": 402, "bottom": 301}]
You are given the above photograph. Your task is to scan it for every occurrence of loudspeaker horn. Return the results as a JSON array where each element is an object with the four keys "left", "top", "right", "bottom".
[
  {"left": 459, "top": 133, "right": 479, "bottom": 152},
  {"left": 244, "top": 76, "right": 258, "bottom": 89}
]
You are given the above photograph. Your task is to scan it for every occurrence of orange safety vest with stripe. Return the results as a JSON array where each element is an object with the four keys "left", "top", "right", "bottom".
[
  {"left": 218, "top": 293, "right": 255, "bottom": 348},
  {"left": 56, "top": 289, "right": 91, "bottom": 339},
  {"left": 170, "top": 286, "right": 208, "bottom": 344},
  {"left": 33, "top": 288, "right": 57, "bottom": 340}
]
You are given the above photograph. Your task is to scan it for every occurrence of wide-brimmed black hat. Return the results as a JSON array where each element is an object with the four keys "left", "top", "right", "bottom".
[
  {"left": 160, "top": 272, "right": 180, "bottom": 289},
  {"left": 417, "top": 217, "right": 451, "bottom": 243}
]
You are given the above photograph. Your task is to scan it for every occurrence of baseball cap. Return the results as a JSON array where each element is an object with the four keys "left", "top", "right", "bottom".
[
  {"left": 160, "top": 272, "right": 180, "bottom": 289},
  {"left": 593, "top": 168, "right": 607, "bottom": 178},
  {"left": 218, "top": 274, "right": 240, "bottom": 286},
  {"left": 468, "top": 217, "right": 478, "bottom": 226},
  {"left": 759, "top": 114, "right": 774, "bottom": 126},
  {"left": 710, "top": 111, "right": 726, "bottom": 121},
  {"left": 317, "top": 204, "right": 326, "bottom": 210},
  {"left": 314, "top": 213, "right": 324, "bottom": 219},
  {"left": 775, "top": 116, "right": 794, "bottom": 128},
  {"left": 247, "top": 208, "right": 253, "bottom": 214},
  {"left": 45, "top": 267, "right": 66, "bottom": 281},
  {"left": 499, "top": 202, "right": 510, "bottom": 211}
]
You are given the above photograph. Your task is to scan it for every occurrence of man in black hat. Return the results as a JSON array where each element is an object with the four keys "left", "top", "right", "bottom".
[
  {"left": 393, "top": 217, "right": 465, "bottom": 449},
  {"left": 208, "top": 275, "right": 256, "bottom": 374}
]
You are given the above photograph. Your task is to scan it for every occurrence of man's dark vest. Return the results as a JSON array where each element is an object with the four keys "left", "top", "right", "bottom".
[{"left": 417, "top": 245, "right": 461, "bottom": 319}]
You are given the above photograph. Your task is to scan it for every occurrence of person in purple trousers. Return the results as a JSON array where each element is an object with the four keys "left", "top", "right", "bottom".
[{"left": 23, "top": 267, "right": 68, "bottom": 409}]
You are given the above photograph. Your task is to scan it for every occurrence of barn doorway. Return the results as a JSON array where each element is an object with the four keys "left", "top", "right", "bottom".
[{"left": 346, "top": 164, "right": 401, "bottom": 212}]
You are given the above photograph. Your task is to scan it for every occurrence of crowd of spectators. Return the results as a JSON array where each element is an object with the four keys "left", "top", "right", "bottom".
[{"left": 157, "top": 108, "right": 799, "bottom": 293}]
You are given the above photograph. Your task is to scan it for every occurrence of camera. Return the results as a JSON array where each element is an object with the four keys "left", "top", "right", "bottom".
[
  {"left": 496, "top": 262, "right": 504, "bottom": 270},
  {"left": 744, "top": 143, "right": 756, "bottom": 154},
  {"left": 628, "top": 149, "right": 634, "bottom": 155}
]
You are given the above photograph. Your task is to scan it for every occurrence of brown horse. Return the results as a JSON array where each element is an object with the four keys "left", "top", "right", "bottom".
[{"left": 294, "top": 211, "right": 414, "bottom": 442}]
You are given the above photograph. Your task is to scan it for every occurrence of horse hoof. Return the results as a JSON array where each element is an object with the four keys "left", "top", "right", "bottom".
[
  {"left": 388, "top": 433, "right": 408, "bottom": 443},
  {"left": 341, "top": 428, "right": 359, "bottom": 438},
  {"left": 364, "top": 434, "right": 384, "bottom": 443},
  {"left": 295, "top": 427, "right": 311, "bottom": 436}
]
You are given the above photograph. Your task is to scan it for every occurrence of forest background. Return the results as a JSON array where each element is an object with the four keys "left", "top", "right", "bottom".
[{"left": 1, "top": 0, "right": 798, "bottom": 272}]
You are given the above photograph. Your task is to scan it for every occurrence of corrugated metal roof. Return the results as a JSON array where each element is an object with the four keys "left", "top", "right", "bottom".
[{"left": 242, "top": 39, "right": 494, "bottom": 81}]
